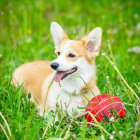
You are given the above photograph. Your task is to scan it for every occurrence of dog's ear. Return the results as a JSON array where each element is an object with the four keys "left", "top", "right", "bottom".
[
  {"left": 50, "top": 22, "right": 68, "bottom": 49},
  {"left": 82, "top": 27, "right": 102, "bottom": 56}
]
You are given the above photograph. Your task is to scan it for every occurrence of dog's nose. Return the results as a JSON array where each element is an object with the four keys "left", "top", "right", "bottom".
[{"left": 50, "top": 62, "right": 59, "bottom": 70}]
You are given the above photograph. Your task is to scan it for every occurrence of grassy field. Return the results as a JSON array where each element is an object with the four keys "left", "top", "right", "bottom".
[{"left": 0, "top": 0, "right": 140, "bottom": 139}]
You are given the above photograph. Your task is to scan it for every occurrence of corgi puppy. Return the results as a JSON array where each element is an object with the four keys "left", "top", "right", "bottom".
[{"left": 12, "top": 22, "right": 102, "bottom": 120}]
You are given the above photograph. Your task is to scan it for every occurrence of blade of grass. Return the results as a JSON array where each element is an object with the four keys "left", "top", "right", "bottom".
[
  {"left": 75, "top": 121, "right": 112, "bottom": 136},
  {"left": 134, "top": 83, "right": 140, "bottom": 91},
  {"left": 59, "top": 112, "right": 87, "bottom": 138},
  {"left": 0, "top": 112, "right": 11, "bottom": 137},
  {"left": 55, "top": 96, "right": 73, "bottom": 135},
  {"left": 41, "top": 115, "right": 54, "bottom": 139},
  {"left": 88, "top": 111, "right": 105, "bottom": 138},
  {"left": 104, "top": 54, "right": 139, "bottom": 101},
  {"left": 23, "top": 116, "right": 32, "bottom": 140},
  {"left": 64, "top": 126, "right": 70, "bottom": 139},
  {"left": 43, "top": 79, "right": 54, "bottom": 116},
  {"left": 107, "top": 40, "right": 139, "bottom": 101},
  {"left": 0, "top": 123, "right": 10, "bottom": 140}
]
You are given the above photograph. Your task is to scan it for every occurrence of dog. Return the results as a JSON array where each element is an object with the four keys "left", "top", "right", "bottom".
[{"left": 12, "top": 22, "right": 102, "bottom": 121}]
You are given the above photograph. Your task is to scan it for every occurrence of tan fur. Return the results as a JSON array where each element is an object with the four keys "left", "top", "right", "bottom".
[
  {"left": 61, "top": 31, "right": 68, "bottom": 41},
  {"left": 68, "top": 40, "right": 93, "bottom": 63},
  {"left": 12, "top": 61, "right": 53, "bottom": 105},
  {"left": 55, "top": 38, "right": 69, "bottom": 52},
  {"left": 57, "top": 40, "right": 94, "bottom": 63},
  {"left": 81, "top": 77, "right": 100, "bottom": 105}
]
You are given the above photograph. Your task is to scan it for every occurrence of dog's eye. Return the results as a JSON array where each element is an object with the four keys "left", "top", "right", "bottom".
[
  {"left": 68, "top": 53, "right": 75, "bottom": 58},
  {"left": 57, "top": 52, "right": 60, "bottom": 56}
]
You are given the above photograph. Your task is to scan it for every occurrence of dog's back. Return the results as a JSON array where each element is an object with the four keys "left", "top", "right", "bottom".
[{"left": 12, "top": 61, "right": 53, "bottom": 105}]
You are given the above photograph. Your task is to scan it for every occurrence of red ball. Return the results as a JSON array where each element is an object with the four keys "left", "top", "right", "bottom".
[{"left": 85, "top": 94, "right": 126, "bottom": 122}]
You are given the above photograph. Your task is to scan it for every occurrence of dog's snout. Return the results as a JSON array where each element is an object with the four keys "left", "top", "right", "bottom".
[{"left": 50, "top": 62, "right": 59, "bottom": 70}]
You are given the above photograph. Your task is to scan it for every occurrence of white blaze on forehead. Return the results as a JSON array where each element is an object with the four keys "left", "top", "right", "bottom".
[{"left": 61, "top": 40, "right": 73, "bottom": 52}]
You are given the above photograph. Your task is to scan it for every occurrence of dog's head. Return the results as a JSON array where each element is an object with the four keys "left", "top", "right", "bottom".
[{"left": 50, "top": 22, "right": 102, "bottom": 82}]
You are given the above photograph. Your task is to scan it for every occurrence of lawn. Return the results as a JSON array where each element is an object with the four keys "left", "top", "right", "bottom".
[{"left": 0, "top": 0, "right": 140, "bottom": 139}]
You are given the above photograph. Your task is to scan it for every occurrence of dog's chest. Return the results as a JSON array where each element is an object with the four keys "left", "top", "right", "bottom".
[{"left": 48, "top": 83, "right": 85, "bottom": 115}]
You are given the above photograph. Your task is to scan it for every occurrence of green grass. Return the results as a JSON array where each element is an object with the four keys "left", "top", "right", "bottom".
[{"left": 0, "top": 0, "right": 140, "bottom": 139}]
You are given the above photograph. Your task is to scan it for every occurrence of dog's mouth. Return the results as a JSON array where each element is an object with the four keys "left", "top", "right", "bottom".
[{"left": 54, "top": 67, "right": 77, "bottom": 82}]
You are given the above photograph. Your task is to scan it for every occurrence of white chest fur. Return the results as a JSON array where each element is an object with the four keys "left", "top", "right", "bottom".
[
  {"left": 42, "top": 62, "right": 96, "bottom": 116},
  {"left": 42, "top": 73, "right": 87, "bottom": 116},
  {"left": 47, "top": 82, "right": 85, "bottom": 116}
]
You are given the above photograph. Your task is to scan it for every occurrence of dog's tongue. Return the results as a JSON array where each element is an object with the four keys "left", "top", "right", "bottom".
[{"left": 54, "top": 71, "right": 65, "bottom": 82}]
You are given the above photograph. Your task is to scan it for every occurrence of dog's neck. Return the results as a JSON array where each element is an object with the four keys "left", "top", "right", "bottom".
[{"left": 58, "top": 61, "right": 97, "bottom": 95}]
